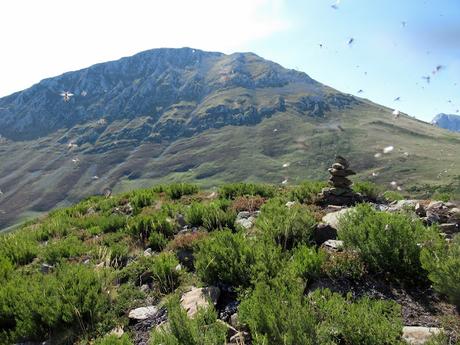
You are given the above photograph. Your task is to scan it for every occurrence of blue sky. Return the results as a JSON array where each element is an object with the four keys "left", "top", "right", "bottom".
[
  {"left": 0, "top": 0, "right": 458, "bottom": 122},
  {"left": 247, "top": 0, "right": 460, "bottom": 122}
]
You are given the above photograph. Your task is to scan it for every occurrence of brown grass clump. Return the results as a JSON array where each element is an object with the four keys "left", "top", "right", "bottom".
[{"left": 231, "top": 195, "right": 266, "bottom": 213}]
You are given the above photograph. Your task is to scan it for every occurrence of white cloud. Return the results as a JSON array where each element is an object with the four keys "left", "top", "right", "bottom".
[{"left": 0, "top": 0, "right": 289, "bottom": 96}]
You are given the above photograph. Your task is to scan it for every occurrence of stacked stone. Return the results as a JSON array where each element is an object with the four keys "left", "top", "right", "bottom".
[
  {"left": 328, "top": 155, "right": 355, "bottom": 190},
  {"left": 318, "top": 156, "right": 362, "bottom": 205}
]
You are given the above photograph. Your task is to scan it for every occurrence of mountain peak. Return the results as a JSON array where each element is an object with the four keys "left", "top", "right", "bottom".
[
  {"left": 0, "top": 47, "right": 315, "bottom": 140},
  {"left": 431, "top": 113, "right": 460, "bottom": 132}
]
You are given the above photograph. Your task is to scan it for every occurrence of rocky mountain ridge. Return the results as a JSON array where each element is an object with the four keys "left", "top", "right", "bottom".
[{"left": 0, "top": 47, "right": 459, "bottom": 229}]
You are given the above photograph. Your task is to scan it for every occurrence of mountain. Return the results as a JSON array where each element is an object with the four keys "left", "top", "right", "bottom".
[
  {"left": 1, "top": 47, "right": 460, "bottom": 229},
  {"left": 432, "top": 113, "right": 460, "bottom": 132}
]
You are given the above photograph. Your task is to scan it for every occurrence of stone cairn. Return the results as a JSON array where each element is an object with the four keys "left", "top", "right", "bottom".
[{"left": 317, "top": 155, "right": 362, "bottom": 206}]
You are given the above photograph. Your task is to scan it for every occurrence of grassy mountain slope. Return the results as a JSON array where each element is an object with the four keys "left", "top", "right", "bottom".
[{"left": 1, "top": 48, "right": 459, "bottom": 229}]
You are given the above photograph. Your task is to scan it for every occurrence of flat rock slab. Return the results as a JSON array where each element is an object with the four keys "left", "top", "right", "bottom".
[
  {"left": 321, "top": 208, "right": 354, "bottom": 231},
  {"left": 181, "top": 286, "right": 220, "bottom": 317},
  {"left": 128, "top": 306, "right": 158, "bottom": 321},
  {"left": 402, "top": 326, "right": 441, "bottom": 344}
]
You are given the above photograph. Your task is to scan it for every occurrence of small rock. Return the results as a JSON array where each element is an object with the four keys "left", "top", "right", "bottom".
[
  {"left": 322, "top": 239, "right": 344, "bottom": 251},
  {"left": 144, "top": 248, "right": 153, "bottom": 257},
  {"left": 180, "top": 286, "right": 220, "bottom": 318},
  {"left": 236, "top": 211, "right": 251, "bottom": 219},
  {"left": 415, "top": 203, "right": 426, "bottom": 217},
  {"left": 285, "top": 201, "right": 296, "bottom": 208},
  {"left": 236, "top": 217, "right": 254, "bottom": 229},
  {"left": 402, "top": 326, "right": 441, "bottom": 345},
  {"left": 86, "top": 207, "right": 96, "bottom": 216},
  {"left": 176, "top": 214, "right": 187, "bottom": 227},
  {"left": 128, "top": 306, "right": 158, "bottom": 321},
  {"left": 175, "top": 264, "right": 182, "bottom": 271},
  {"left": 438, "top": 223, "right": 459, "bottom": 234},
  {"left": 41, "top": 263, "right": 54, "bottom": 274},
  {"left": 109, "top": 326, "right": 124, "bottom": 338},
  {"left": 229, "top": 313, "right": 239, "bottom": 328},
  {"left": 140, "top": 284, "right": 150, "bottom": 293}
]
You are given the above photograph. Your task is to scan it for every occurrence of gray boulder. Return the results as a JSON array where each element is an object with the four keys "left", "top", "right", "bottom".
[{"left": 321, "top": 208, "right": 354, "bottom": 231}]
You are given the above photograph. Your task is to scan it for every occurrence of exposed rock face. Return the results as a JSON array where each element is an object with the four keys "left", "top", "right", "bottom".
[
  {"left": 317, "top": 156, "right": 362, "bottom": 206},
  {"left": 180, "top": 286, "right": 220, "bottom": 317},
  {"left": 0, "top": 48, "right": 317, "bottom": 141}
]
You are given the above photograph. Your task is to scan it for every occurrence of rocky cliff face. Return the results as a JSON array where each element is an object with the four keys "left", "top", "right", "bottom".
[
  {"left": 0, "top": 48, "right": 319, "bottom": 141},
  {"left": 431, "top": 113, "right": 460, "bottom": 132}
]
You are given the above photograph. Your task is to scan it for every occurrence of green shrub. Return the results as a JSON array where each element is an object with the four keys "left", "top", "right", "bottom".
[
  {"left": 288, "top": 245, "right": 325, "bottom": 283},
  {"left": 0, "top": 264, "right": 110, "bottom": 344},
  {"left": 150, "top": 296, "right": 227, "bottom": 345},
  {"left": 256, "top": 198, "right": 317, "bottom": 250},
  {"left": 321, "top": 251, "right": 367, "bottom": 281},
  {"left": 185, "top": 202, "right": 236, "bottom": 231},
  {"left": 185, "top": 202, "right": 207, "bottom": 227},
  {"left": 166, "top": 183, "right": 199, "bottom": 200},
  {"left": 151, "top": 252, "right": 181, "bottom": 294},
  {"left": 42, "top": 235, "right": 86, "bottom": 264},
  {"left": 128, "top": 213, "right": 174, "bottom": 242},
  {"left": 129, "top": 189, "right": 157, "bottom": 212},
  {"left": 339, "top": 203, "right": 435, "bottom": 279},
  {"left": 111, "top": 283, "right": 147, "bottom": 317},
  {"left": 420, "top": 235, "right": 460, "bottom": 308},
  {"left": 149, "top": 231, "right": 168, "bottom": 251},
  {"left": 95, "top": 334, "right": 133, "bottom": 345},
  {"left": 108, "top": 242, "right": 130, "bottom": 265},
  {"left": 239, "top": 276, "right": 318, "bottom": 345},
  {"left": 383, "top": 190, "right": 404, "bottom": 202},
  {"left": 353, "top": 181, "right": 382, "bottom": 200},
  {"left": 219, "top": 183, "right": 276, "bottom": 199},
  {"left": 195, "top": 230, "right": 256, "bottom": 287},
  {"left": 289, "top": 180, "right": 327, "bottom": 204},
  {"left": 0, "top": 230, "right": 38, "bottom": 265},
  {"left": 0, "top": 255, "right": 13, "bottom": 281},
  {"left": 34, "top": 216, "right": 71, "bottom": 241},
  {"left": 309, "top": 289, "right": 404, "bottom": 344},
  {"left": 432, "top": 192, "right": 452, "bottom": 202},
  {"left": 202, "top": 206, "right": 236, "bottom": 231},
  {"left": 118, "top": 256, "right": 155, "bottom": 285},
  {"left": 77, "top": 214, "right": 127, "bottom": 234}
]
